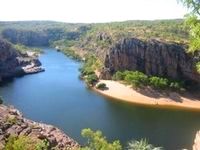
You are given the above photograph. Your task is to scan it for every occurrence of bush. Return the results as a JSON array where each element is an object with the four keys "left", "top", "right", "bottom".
[
  {"left": 5, "top": 136, "right": 49, "bottom": 150},
  {"left": 96, "top": 83, "right": 107, "bottom": 90},
  {"left": 0, "top": 96, "right": 3, "bottom": 104},
  {"left": 149, "top": 77, "right": 169, "bottom": 89},
  {"left": 86, "top": 74, "right": 98, "bottom": 86},
  {"left": 80, "top": 128, "right": 122, "bottom": 150},
  {"left": 124, "top": 71, "right": 149, "bottom": 87},
  {"left": 112, "top": 71, "right": 125, "bottom": 80},
  {"left": 127, "top": 139, "right": 163, "bottom": 150},
  {"left": 112, "top": 70, "right": 184, "bottom": 91}
]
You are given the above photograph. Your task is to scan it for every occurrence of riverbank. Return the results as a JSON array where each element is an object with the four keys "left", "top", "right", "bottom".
[
  {"left": 94, "top": 80, "right": 200, "bottom": 111},
  {"left": 0, "top": 105, "right": 79, "bottom": 149}
]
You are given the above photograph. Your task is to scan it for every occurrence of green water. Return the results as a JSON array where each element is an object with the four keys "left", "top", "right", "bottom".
[{"left": 0, "top": 47, "right": 200, "bottom": 150}]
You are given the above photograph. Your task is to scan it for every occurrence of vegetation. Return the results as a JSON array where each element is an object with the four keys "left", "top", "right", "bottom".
[
  {"left": 85, "top": 74, "right": 98, "bottom": 86},
  {"left": 179, "top": 0, "right": 200, "bottom": 73},
  {"left": 5, "top": 115, "right": 18, "bottom": 125},
  {"left": 5, "top": 136, "right": 49, "bottom": 150},
  {"left": 0, "top": 20, "right": 189, "bottom": 57},
  {"left": 50, "top": 39, "right": 82, "bottom": 60},
  {"left": 112, "top": 70, "right": 183, "bottom": 90},
  {"left": 4, "top": 129, "right": 162, "bottom": 150},
  {"left": 96, "top": 83, "right": 107, "bottom": 90},
  {"left": 80, "top": 129, "right": 163, "bottom": 150},
  {"left": 149, "top": 77, "right": 168, "bottom": 90},
  {"left": 80, "top": 128, "right": 122, "bottom": 150},
  {"left": 13, "top": 44, "right": 42, "bottom": 53},
  {"left": 127, "top": 139, "right": 163, "bottom": 150},
  {"left": 179, "top": 0, "right": 200, "bottom": 53},
  {"left": 79, "top": 55, "right": 103, "bottom": 86}
]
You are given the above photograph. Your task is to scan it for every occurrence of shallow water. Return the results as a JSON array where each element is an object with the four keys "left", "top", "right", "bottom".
[{"left": 1, "top": 47, "right": 200, "bottom": 149}]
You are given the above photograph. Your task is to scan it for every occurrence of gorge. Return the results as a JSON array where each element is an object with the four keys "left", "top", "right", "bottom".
[
  {"left": 0, "top": 47, "right": 200, "bottom": 149},
  {"left": 0, "top": 20, "right": 200, "bottom": 149}
]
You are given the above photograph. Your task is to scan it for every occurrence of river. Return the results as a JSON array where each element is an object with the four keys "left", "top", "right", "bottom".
[{"left": 1, "top": 47, "right": 200, "bottom": 149}]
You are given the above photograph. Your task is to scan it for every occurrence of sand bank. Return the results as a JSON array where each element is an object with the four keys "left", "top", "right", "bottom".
[{"left": 94, "top": 80, "right": 200, "bottom": 111}]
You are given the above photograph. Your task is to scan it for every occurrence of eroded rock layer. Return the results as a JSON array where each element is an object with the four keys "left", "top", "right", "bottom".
[
  {"left": 0, "top": 105, "right": 79, "bottom": 149},
  {"left": 0, "top": 38, "right": 44, "bottom": 82},
  {"left": 100, "top": 38, "right": 200, "bottom": 83}
]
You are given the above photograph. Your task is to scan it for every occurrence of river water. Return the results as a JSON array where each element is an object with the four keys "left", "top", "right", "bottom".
[{"left": 1, "top": 47, "right": 200, "bottom": 149}]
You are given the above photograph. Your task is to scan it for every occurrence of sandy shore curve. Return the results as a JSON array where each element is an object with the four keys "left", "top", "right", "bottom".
[{"left": 93, "top": 80, "right": 200, "bottom": 112}]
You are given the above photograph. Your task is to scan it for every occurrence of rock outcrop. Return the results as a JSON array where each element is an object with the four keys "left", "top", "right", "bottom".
[
  {"left": 100, "top": 38, "right": 200, "bottom": 83},
  {"left": 0, "top": 105, "right": 79, "bottom": 149},
  {"left": 0, "top": 38, "right": 44, "bottom": 82},
  {"left": 193, "top": 131, "right": 200, "bottom": 150}
]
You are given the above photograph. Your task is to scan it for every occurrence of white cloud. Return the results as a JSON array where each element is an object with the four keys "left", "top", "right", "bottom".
[{"left": 0, "top": 0, "right": 188, "bottom": 23}]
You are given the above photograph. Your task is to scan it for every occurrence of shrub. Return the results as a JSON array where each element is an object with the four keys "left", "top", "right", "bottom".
[
  {"left": 127, "top": 139, "right": 163, "bottom": 150},
  {"left": 96, "top": 83, "right": 107, "bottom": 90},
  {"left": 112, "top": 70, "right": 184, "bottom": 90},
  {"left": 86, "top": 74, "right": 98, "bottom": 86},
  {"left": 149, "top": 77, "right": 169, "bottom": 89},
  {"left": 112, "top": 71, "right": 125, "bottom": 80},
  {"left": 81, "top": 68, "right": 95, "bottom": 76},
  {"left": 124, "top": 71, "right": 149, "bottom": 87},
  {"left": 6, "top": 115, "right": 18, "bottom": 125},
  {"left": 80, "top": 128, "right": 122, "bottom": 150},
  {"left": 5, "top": 136, "right": 49, "bottom": 150}
]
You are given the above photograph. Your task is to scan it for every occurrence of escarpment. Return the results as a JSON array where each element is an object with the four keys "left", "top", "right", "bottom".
[
  {"left": 99, "top": 38, "right": 200, "bottom": 83},
  {"left": 0, "top": 38, "right": 44, "bottom": 82},
  {"left": 0, "top": 105, "right": 79, "bottom": 149}
]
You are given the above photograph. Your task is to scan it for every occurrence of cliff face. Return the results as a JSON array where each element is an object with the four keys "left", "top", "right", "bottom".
[
  {"left": 0, "top": 105, "right": 79, "bottom": 149},
  {"left": 193, "top": 131, "right": 200, "bottom": 150},
  {"left": 100, "top": 38, "right": 200, "bottom": 83},
  {"left": 0, "top": 38, "right": 44, "bottom": 82},
  {"left": 2, "top": 29, "right": 49, "bottom": 46}
]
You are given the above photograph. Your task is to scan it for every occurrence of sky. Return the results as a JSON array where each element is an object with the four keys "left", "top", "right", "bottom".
[{"left": 0, "top": 0, "right": 188, "bottom": 23}]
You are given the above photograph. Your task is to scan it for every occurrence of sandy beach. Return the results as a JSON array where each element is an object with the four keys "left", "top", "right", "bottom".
[{"left": 94, "top": 80, "right": 200, "bottom": 111}]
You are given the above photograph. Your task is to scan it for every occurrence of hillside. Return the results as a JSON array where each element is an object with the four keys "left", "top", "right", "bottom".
[
  {"left": 1, "top": 20, "right": 199, "bottom": 87},
  {"left": 0, "top": 38, "right": 43, "bottom": 82}
]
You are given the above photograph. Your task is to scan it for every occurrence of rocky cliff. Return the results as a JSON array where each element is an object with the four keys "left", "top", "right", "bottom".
[
  {"left": 0, "top": 105, "right": 79, "bottom": 149},
  {"left": 100, "top": 38, "right": 200, "bottom": 83},
  {"left": 0, "top": 38, "right": 44, "bottom": 82},
  {"left": 193, "top": 131, "right": 200, "bottom": 150}
]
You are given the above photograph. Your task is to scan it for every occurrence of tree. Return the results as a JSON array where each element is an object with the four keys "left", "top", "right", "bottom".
[
  {"left": 80, "top": 128, "right": 122, "bottom": 150},
  {"left": 179, "top": 0, "right": 200, "bottom": 53},
  {"left": 179, "top": 0, "right": 200, "bottom": 15},
  {"left": 96, "top": 83, "right": 107, "bottom": 90}
]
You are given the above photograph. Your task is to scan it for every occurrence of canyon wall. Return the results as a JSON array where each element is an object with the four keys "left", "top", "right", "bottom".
[
  {"left": 0, "top": 105, "right": 79, "bottom": 149},
  {"left": 0, "top": 38, "right": 44, "bottom": 82},
  {"left": 100, "top": 38, "right": 200, "bottom": 83}
]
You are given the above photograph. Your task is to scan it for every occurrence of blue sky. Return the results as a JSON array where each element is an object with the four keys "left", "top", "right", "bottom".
[{"left": 0, "top": 0, "right": 188, "bottom": 23}]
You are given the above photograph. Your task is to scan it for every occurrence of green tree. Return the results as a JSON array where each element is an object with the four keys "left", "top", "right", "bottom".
[
  {"left": 179, "top": 0, "right": 200, "bottom": 53},
  {"left": 96, "top": 83, "right": 107, "bottom": 90},
  {"left": 112, "top": 71, "right": 125, "bottom": 81},
  {"left": 80, "top": 128, "right": 122, "bottom": 150},
  {"left": 149, "top": 77, "right": 169, "bottom": 89},
  {"left": 85, "top": 74, "right": 98, "bottom": 86}
]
